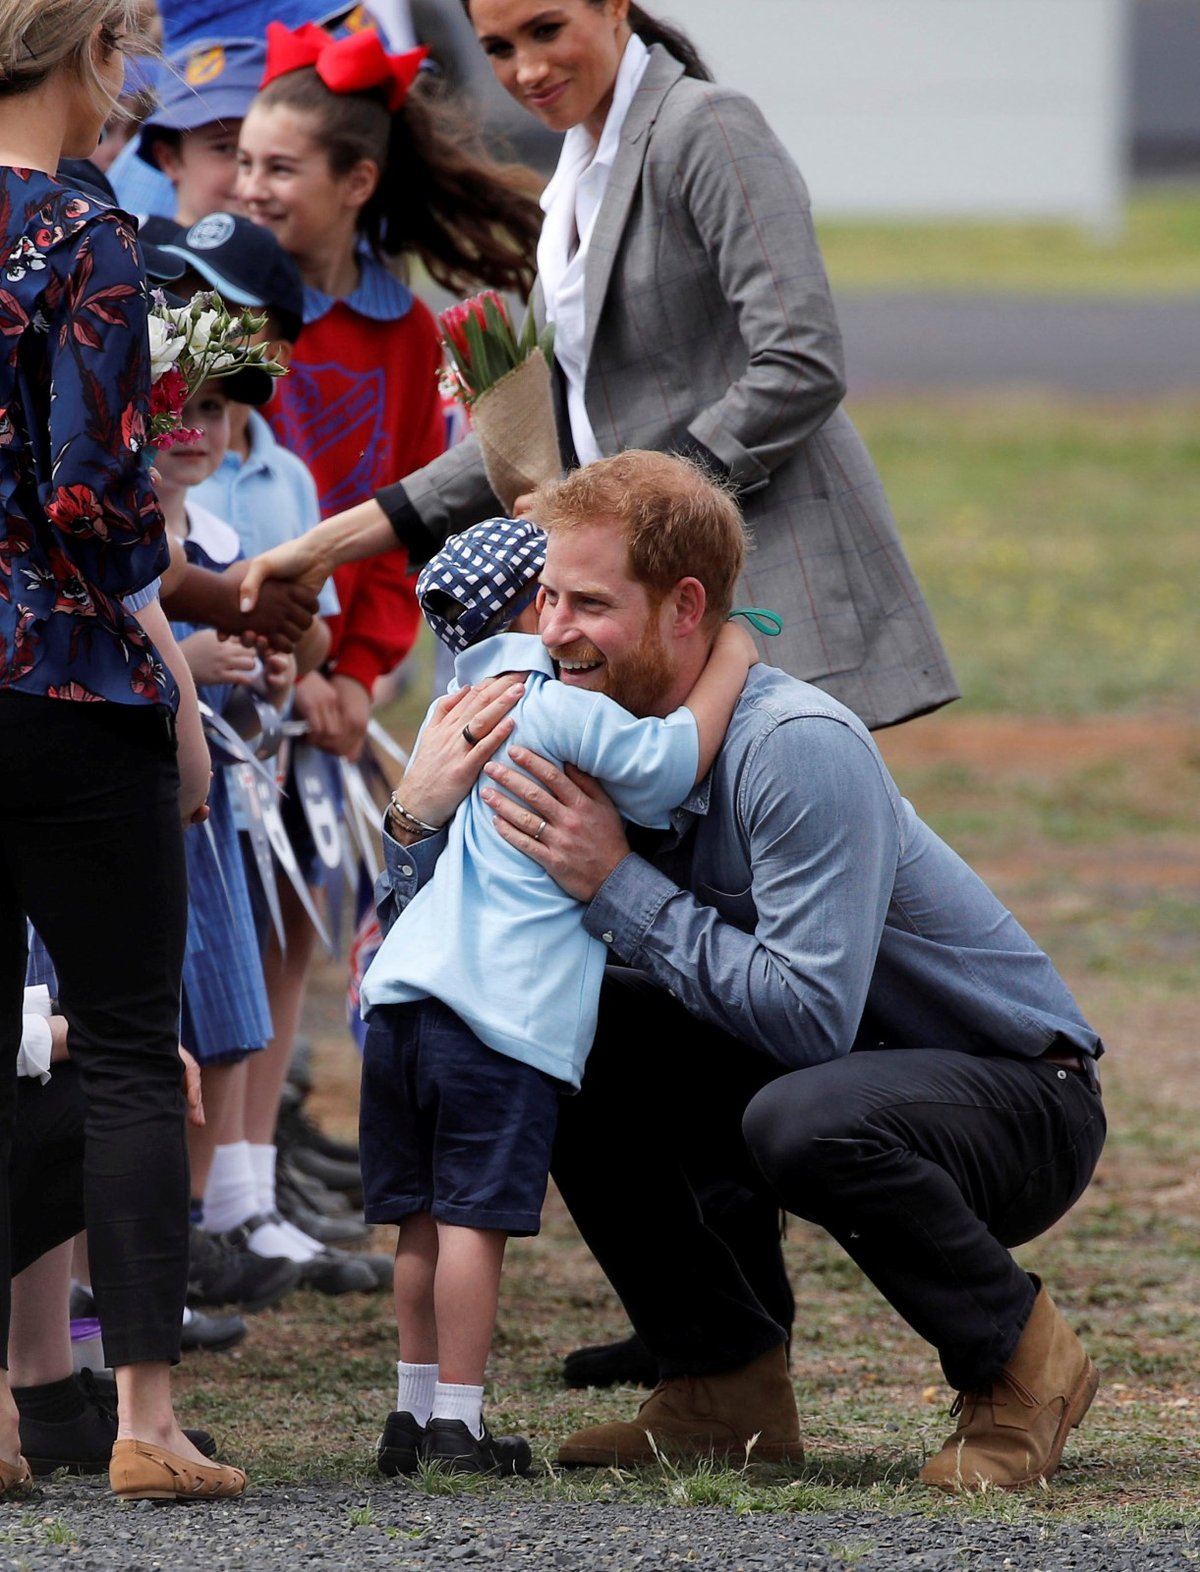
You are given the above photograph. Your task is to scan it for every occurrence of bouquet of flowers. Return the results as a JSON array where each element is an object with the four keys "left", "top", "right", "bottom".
[
  {"left": 439, "top": 291, "right": 559, "bottom": 511},
  {"left": 146, "top": 290, "right": 286, "bottom": 450}
]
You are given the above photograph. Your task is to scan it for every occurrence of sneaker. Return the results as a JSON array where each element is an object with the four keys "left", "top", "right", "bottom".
[
  {"left": 376, "top": 1410, "right": 426, "bottom": 1476},
  {"left": 425, "top": 1417, "right": 532, "bottom": 1477},
  {"left": 188, "top": 1223, "right": 300, "bottom": 1312}
]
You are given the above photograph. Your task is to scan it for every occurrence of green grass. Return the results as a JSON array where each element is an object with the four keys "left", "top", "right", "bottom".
[
  {"left": 817, "top": 185, "right": 1200, "bottom": 294},
  {"left": 852, "top": 395, "right": 1200, "bottom": 714}
]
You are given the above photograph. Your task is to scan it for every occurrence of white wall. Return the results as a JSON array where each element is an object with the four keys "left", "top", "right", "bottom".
[{"left": 679, "top": 0, "right": 1128, "bottom": 230}]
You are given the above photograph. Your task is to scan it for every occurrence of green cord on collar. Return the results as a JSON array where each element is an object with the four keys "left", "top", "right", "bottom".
[{"left": 728, "top": 606, "right": 783, "bottom": 637}]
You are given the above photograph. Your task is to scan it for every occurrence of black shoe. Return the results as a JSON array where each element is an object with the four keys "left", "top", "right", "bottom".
[
  {"left": 376, "top": 1410, "right": 426, "bottom": 1476},
  {"left": 190, "top": 1222, "right": 301, "bottom": 1312},
  {"left": 296, "top": 1247, "right": 379, "bottom": 1296},
  {"left": 285, "top": 1144, "right": 365, "bottom": 1201},
  {"left": 277, "top": 1080, "right": 359, "bottom": 1166},
  {"left": 276, "top": 1162, "right": 370, "bottom": 1245},
  {"left": 17, "top": 1373, "right": 217, "bottom": 1475},
  {"left": 561, "top": 1333, "right": 660, "bottom": 1390},
  {"left": 424, "top": 1417, "right": 532, "bottom": 1477},
  {"left": 357, "top": 1253, "right": 395, "bottom": 1291},
  {"left": 180, "top": 1307, "right": 247, "bottom": 1353},
  {"left": 277, "top": 1155, "right": 354, "bottom": 1215}
]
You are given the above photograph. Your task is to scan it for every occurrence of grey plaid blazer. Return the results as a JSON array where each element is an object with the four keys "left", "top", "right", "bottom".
[{"left": 401, "top": 47, "right": 958, "bottom": 730}]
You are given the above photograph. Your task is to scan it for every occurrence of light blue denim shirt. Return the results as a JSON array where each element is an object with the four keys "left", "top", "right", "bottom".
[
  {"left": 379, "top": 664, "right": 1102, "bottom": 1074},
  {"left": 366, "top": 632, "right": 699, "bottom": 1088},
  {"left": 192, "top": 410, "right": 339, "bottom": 617}
]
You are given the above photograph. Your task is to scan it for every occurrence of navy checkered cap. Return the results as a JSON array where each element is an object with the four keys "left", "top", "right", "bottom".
[{"left": 416, "top": 517, "right": 547, "bottom": 654}]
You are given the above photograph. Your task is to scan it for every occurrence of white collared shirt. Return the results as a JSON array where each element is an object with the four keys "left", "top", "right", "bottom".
[{"left": 537, "top": 32, "right": 651, "bottom": 465}]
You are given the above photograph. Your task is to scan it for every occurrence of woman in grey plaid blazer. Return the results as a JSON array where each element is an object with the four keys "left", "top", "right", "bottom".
[{"left": 255, "top": 0, "right": 959, "bottom": 731}]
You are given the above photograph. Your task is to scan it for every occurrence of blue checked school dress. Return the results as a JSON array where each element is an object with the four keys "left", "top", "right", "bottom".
[{"left": 169, "top": 503, "right": 272, "bottom": 1065}]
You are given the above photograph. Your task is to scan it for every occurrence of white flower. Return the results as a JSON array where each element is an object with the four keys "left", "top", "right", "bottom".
[
  {"left": 188, "top": 309, "right": 222, "bottom": 354},
  {"left": 147, "top": 315, "right": 185, "bottom": 380},
  {"left": 206, "top": 350, "right": 239, "bottom": 374}
]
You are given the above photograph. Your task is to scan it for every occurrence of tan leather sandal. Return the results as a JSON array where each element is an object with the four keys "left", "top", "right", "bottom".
[
  {"left": 0, "top": 1454, "right": 34, "bottom": 1498},
  {"left": 109, "top": 1439, "right": 246, "bottom": 1501}
]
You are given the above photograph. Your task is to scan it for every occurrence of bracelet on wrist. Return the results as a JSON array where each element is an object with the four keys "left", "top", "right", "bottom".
[{"left": 388, "top": 793, "right": 444, "bottom": 836}]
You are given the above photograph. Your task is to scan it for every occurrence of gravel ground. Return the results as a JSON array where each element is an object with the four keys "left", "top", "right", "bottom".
[{"left": 3, "top": 1482, "right": 1198, "bottom": 1572}]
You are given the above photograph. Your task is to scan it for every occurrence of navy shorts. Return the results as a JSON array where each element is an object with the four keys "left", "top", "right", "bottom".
[{"left": 360, "top": 999, "right": 560, "bottom": 1235}]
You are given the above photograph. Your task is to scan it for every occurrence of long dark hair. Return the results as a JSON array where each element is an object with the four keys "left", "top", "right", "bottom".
[
  {"left": 253, "top": 68, "right": 542, "bottom": 297},
  {"left": 627, "top": 4, "right": 712, "bottom": 80},
  {"left": 460, "top": 1, "right": 713, "bottom": 83}
]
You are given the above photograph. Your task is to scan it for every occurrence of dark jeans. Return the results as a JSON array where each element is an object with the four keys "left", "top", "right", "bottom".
[
  {"left": 0, "top": 693, "right": 190, "bottom": 1368},
  {"left": 744, "top": 1048, "right": 1105, "bottom": 1389},
  {"left": 553, "top": 968, "right": 1105, "bottom": 1390},
  {"left": 552, "top": 969, "right": 791, "bottom": 1379}
]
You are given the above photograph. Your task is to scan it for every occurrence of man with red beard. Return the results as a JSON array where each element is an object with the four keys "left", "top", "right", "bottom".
[{"left": 378, "top": 450, "right": 1106, "bottom": 1494}]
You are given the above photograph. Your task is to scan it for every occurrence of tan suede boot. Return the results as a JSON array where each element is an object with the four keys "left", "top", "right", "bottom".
[
  {"left": 557, "top": 1344, "right": 804, "bottom": 1467},
  {"left": 919, "top": 1285, "right": 1098, "bottom": 1491}
]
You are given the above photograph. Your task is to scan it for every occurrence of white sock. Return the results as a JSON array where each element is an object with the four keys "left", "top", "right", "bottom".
[
  {"left": 202, "top": 1142, "right": 259, "bottom": 1233},
  {"left": 396, "top": 1362, "right": 439, "bottom": 1426},
  {"left": 431, "top": 1381, "right": 485, "bottom": 1439},
  {"left": 247, "top": 1143, "right": 279, "bottom": 1215},
  {"left": 244, "top": 1214, "right": 319, "bottom": 1263},
  {"left": 276, "top": 1217, "right": 324, "bottom": 1261}
]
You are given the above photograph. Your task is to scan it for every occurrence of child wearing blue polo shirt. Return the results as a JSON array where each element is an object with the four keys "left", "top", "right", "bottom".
[{"left": 358, "top": 519, "right": 757, "bottom": 1477}]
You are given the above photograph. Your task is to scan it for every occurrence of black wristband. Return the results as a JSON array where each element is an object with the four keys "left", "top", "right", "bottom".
[{"left": 374, "top": 482, "right": 444, "bottom": 569}]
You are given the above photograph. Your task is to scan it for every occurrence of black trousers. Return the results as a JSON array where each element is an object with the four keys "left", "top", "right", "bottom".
[
  {"left": 553, "top": 968, "right": 1105, "bottom": 1390},
  {"left": 10, "top": 1065, "right": 88, "bottom": 1278},
  {"left": 0, "top": 693, "right": 190, "bottom": 1369}
]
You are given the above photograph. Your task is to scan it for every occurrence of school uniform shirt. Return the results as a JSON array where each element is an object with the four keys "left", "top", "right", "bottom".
[
  {"left": 192, "top": 408, "right": 339, "bottom": 617},
  {"left": 265, "top": 252, "right": 445, "bottom": 692},
  {"left": 362, "top": 632, "right": 699, "bottom": 1090}
]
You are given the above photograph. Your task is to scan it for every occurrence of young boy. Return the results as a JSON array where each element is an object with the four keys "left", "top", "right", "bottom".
[
  {"left": 358, "top": 519, "right": 758, "bottom": 1476},
  {"left": 109, "top": 38, "right": 265, "bottom": 223}
]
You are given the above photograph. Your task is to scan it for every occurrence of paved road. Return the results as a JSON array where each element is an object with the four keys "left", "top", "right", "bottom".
[
  {"left": 838, "top": 292, "right": 1200, "bottom": 394},
  {"left": 6, "top": 1481, "right": 1200, "bottom": 1572}
]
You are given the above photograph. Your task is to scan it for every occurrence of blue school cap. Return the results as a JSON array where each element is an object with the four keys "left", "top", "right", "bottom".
[
  {"left": 136, "top": 39, "right": 266, "bottom": 166},
  {"left": 157, "top": 212, "right": 305, "bottom": 344},
  {"left": 416, "top": 518, "right": 547, "bottom": 654}
]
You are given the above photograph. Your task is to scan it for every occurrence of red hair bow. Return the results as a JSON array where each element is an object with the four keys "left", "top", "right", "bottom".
[{"left": 262, "top": 21, "right": 429, "bottom": 112}]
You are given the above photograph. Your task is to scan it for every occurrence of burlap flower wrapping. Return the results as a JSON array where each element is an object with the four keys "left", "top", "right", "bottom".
[{"left": 469, "top": 348, "right": 561, "bottom": 512}]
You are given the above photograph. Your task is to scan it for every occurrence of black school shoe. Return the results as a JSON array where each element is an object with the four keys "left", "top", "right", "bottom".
[
  {"left": 425, "top": 1417, "right": 532, "bottom": 1477},
  {"left": 16, "top": 1373, "right": 217, "bottom": 1476},
  {"left": 376, "top": 1410, "right": 426, "bottom": 1476}
]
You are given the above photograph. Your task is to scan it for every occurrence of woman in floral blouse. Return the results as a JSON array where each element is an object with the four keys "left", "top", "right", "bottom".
[{"left": 0, "top": 1, "right": 244, "bottom": 1501}]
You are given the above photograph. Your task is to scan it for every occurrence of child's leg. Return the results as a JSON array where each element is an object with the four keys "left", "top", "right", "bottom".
[
  {"left": 432, "top": 1224, "right": 507, "bottom": 1387},
  {"left": 394, "top": 1212, "right": 439, "bottom": 1366},
  {"left": 390, "top": 1213, "right": 440, "bottom": 1432}
]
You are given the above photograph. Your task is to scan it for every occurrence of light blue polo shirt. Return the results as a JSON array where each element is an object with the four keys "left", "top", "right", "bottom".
[
  {"left": 361, "top": 632, "right": 699, "bottom": 1089},
  {"left": 192, "top": 409, "right": 339, "bottom": 616}
]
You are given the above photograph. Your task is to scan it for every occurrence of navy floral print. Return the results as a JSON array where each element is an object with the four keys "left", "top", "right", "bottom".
[{"left": 0, "top": 167, "right": 176, "bottom": 707}]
